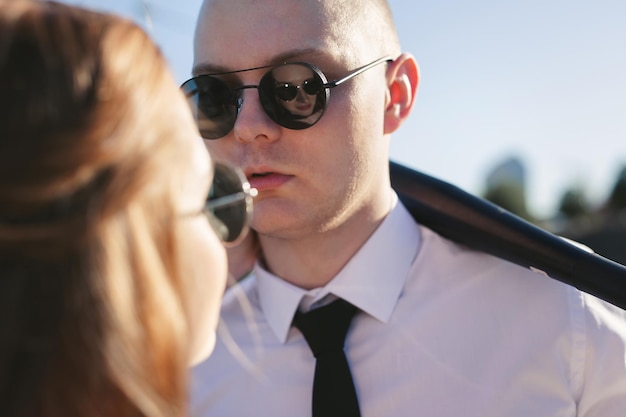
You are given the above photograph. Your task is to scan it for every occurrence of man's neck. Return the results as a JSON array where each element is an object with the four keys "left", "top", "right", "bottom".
[{"left": 258, "top": 193, "right": 393, "bottom": 289}]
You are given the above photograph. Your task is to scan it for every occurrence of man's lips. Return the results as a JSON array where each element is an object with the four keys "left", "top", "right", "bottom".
[{"left": 246, "top": 171, "right": 292, "bottom": 192}]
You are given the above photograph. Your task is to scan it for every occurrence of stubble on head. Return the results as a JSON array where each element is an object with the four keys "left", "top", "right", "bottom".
[{"left": 193, "top": 0, "right": 401, "bottom": 69}]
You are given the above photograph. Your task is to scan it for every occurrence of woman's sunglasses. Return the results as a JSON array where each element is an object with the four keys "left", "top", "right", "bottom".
[
  {"left": 181, "top": 56, "right": 392, "bottom": 140},
  {"left": 203, "top": 162, "right": 257, "bottom": 244}
]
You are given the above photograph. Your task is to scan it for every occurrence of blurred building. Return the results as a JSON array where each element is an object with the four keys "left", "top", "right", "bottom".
[{"left": 483, "top": 156, "right": 535, "bottom": 222}]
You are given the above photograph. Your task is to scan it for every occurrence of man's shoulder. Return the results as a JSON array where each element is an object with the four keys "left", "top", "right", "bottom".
[
  {"left": 414, "top": 224, "right": 584, "bottom": 303},
  {"left": 416, "top": 224, "right": 533, "bottom": 273},
  {"left": 418, "top": 224, "right": 625, "bottom": 322}
]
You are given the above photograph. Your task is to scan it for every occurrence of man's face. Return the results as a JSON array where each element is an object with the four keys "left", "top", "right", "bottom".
[{"left": 193, "top": 0, "right": 391, "bottom": 239}]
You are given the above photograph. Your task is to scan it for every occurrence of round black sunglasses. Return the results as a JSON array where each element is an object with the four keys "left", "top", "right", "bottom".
[
  {"left": 202, "top": 162, "right": 256, "bottom": 244},
  {"left": 181, "top": 56, "right": 392, "bottom": 140}
]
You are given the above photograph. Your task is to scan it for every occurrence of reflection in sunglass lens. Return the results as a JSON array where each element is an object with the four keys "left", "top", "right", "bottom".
[
  {"left": 183, "top": 77, "right": 239, "bottom": 139},
  {"left": 259, "top": 64, "right": 327, "bottom": 130},
  {"left": 303, "top": 78, "right": 322, "bottom": 95},
  {"left": 205, "top": 163, "right": 254, "bottom": 243},
  {"left": 274, "top": 84, "right": 298, "bottom": 101},
  {"left": 274, "top": 78, "right": 322, "bottom": 102}
]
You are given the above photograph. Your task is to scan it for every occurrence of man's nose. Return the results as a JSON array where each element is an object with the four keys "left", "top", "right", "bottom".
[{"left": 232, "top": 88, "right": 280, "bottom": 144}]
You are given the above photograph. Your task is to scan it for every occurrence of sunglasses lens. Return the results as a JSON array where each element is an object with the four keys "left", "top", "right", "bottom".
[
  {"left": 274, "top": 84, "right": 298, "bottom": 101},
  {"left": 182, "top": 76, "right": 237, "bottom": 140},
  {"left": 206, "top": 163, "right": 253, "bottom": 243},
  {"left": 302, "top": 78, "right": 322, "bottom": 95},
  {"left": 259, "top": 63, "right": 327, "bottom": 130}
]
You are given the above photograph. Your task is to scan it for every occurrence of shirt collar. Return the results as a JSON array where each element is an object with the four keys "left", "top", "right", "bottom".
[{"left": 257, "top": 191, "right": 421, "bottom": 342}]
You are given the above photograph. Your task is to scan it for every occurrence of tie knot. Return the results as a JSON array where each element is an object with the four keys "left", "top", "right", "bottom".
[{"left": 293, "top": 298, "right": 358, "bottom": 357}]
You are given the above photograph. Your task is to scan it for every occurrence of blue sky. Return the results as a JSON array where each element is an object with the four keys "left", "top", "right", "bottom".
[{"left": 61, "top": 0, "right": 626, "bottom": 218}]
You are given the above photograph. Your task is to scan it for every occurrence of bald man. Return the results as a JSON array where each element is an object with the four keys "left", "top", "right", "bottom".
[{"left": 184, "top": 1, "right": 626, "bottom": 416}]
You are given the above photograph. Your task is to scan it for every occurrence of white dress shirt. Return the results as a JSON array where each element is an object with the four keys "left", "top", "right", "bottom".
[{"left": 190, "top": 192, "right": 626, "bottom": 417}]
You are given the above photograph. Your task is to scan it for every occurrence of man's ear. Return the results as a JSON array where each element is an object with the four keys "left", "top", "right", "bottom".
[{"left": 383, "top": 53, "right": 419, "bottom": 134}]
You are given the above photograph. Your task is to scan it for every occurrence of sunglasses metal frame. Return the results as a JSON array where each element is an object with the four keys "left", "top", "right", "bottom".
[
  {"left": 181, "top": 56, "right": 393, "bottom": 139},
  {"left": 201, "top": 162, "right": 257, "bottom": 244}
]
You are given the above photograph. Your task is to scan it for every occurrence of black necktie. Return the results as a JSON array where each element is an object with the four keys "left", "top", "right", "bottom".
[{"left": 293, "top": 298, "right": 361, "bottom": 417}]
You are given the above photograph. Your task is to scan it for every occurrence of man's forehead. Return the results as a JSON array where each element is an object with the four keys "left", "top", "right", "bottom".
[
  {"left": 193, "top": 0, "right": 356, "bottom": 70},
  {"left": 192, "top": 49, "right": 335, "bottom": 76}
]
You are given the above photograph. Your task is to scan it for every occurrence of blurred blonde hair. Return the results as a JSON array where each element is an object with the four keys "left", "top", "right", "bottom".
[{"left": 0, "top": 1, "right": 199, "bottom": 416}]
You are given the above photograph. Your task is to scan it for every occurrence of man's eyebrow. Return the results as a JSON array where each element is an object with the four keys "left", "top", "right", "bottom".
[
  {"left": 192, "top": 62, "right": 228, "bottom": 76},
  {"left": 191, "top": 48, "right": 328, "bottom": 76},
  {"left": 271, "top": 48, "right": 327, "bottom": 65}
]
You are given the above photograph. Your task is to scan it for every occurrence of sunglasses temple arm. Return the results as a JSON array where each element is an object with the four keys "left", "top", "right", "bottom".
[
  {"left": 324, "top": 56, "right": 393, "bottom": 88},
  {"left": 205, "top": 192, "right": 248, "bottom": 212}
]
